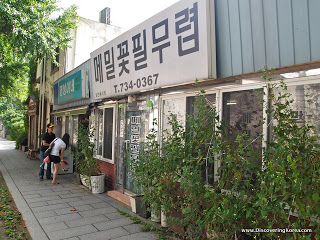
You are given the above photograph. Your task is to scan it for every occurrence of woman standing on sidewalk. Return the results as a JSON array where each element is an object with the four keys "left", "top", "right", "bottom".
[
  {"left": 48, "top": 133, "right": 70, "bottom": 184},
  {"left": 39, "top": 123, "right": 55, "bottom": 180}
]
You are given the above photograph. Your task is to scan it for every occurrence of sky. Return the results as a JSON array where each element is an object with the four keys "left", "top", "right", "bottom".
[{"left": 57, "top": 0, "right": 180, "bottom": 30}]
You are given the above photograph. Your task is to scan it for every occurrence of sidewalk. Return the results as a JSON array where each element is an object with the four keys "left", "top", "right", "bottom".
[{"left": 0, "top": 138, "right": 158, "bottom": 240}]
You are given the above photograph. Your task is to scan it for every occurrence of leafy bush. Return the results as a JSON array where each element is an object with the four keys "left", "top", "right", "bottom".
[
  {"left": 131, "top": 71, "right": 320, "bottom": 240},
  {"left": 75, "top": 123, "right": 100, "bottom": 176},
  {"left": 15, "top": 130, "right": 28, "bottom": 149}
]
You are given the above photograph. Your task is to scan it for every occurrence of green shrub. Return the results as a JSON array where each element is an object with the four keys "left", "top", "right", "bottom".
[{"left": 131, "top": 70, "right": 320, "bottom": 240}]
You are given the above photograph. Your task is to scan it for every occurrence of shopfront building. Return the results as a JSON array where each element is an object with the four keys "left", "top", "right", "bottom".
[
  {"left": 90, "top": 0, "right": 215, "bottom": 194},
  {"left": 89, "top": 0, "right": 320, "bottom": 198},
  {"left": 52, "top": 59, "right": 97, "bottom": 174}
]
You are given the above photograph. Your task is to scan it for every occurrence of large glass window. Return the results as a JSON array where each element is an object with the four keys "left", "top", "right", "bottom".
[
  {"left": 96, "top": 107, "right": 114, "bottom": 161},
  {"left": 186, "top": 94, "right": 216, "bottom": 185},
  {"left": 103, "top": 108, "right": 113, "bottom": 159},
  {"left": 162, "top": 97, "right": 186, "bottom": 133},
  {"left": 272, "top": 83, "right": 320, "bottom": 143},
  {"left": 54, "top": 116, "right": 62, "bottom": 138},
  {"left": 223, "top": 89, "right": 264, "bottom": 163}
]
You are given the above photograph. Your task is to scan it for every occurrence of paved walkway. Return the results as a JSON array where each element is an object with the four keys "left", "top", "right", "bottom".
[{"left": 0, "top": 138, "right": 158, "bottom": 240}]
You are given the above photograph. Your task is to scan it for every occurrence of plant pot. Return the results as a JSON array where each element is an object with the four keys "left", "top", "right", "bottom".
[
  {"left": 151, "top": 209, "right": 161, "bottom": 223},
  {"left": 80, "top": 174, "right": 91, "bottom": 190},
  {"left": 129, "top": 195, "right": 150, "bottom": 218},
  {"left": 129, "top": 196, "right": 137, "bottom": 213},
  {"left": 21, "top": 145, "right": 28, "bottom": 152},
  {"left": 161, "top": 210, "right": 168, "bottom": 227},
  {"left": 90, "top": 174, "right": 105, "bottom": 194}
]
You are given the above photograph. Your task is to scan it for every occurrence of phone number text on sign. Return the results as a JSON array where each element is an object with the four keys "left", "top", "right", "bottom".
[
  {"left": 113, "top": 73, "right": 159, "bottom": 94},
  {"left": 90, "top": 0, "right": 210, "bottom": 99}
]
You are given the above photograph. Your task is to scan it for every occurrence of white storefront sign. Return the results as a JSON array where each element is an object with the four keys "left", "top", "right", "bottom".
[{"left": 90, "top": 0, "right": 214, "bottom": 99}]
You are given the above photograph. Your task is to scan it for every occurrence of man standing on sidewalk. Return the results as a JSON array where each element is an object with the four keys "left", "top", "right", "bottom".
[{"left": 39, "top": 123, "right": 55, "bottom": 180}]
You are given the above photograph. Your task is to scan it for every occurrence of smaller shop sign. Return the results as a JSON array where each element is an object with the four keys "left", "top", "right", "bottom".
[
  {"left": 130, "top": 116, "right": 141, "bottom": 161},
  {"left": 54, "top": 70, "right": 89, "bottom": 104}
]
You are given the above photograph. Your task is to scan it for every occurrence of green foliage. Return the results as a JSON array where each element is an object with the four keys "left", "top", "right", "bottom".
[
  {"left": 75, "top": 124, "right": 100, "bottom": 176},
  {"left": 131, "top": 71, "right": 320, "bottom": 240},
  {"left": 15, "top": 130, "right": 28, "bottom": 149},
  {"left": 0, "top": 173, "right": 29, "bottom": 239},
  {"left": 0, "top": 0, "right": 78, "bottom": 96},
  {"left": 0, "top": 0, "right": 78, "bottom": 147},
  {"left": 0, "top": 101, "right": 27, "bottom": 145},
  {"left": 0, "top": 0, "right": 78, "bottom": 61}
]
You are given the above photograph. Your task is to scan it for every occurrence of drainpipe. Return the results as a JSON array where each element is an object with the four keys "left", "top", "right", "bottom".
[{"left": 38, "top": 56, "right": 46, "bottom": 148}]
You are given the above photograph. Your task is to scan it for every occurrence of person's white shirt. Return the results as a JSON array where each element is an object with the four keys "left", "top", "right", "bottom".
[{"left": 50, "top": 138, "right": 66, "bottom": 156}]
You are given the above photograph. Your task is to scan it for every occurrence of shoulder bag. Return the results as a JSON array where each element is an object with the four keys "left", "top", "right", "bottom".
[{"left": 44, "top": 138, "right": 58, "bottom": 157}]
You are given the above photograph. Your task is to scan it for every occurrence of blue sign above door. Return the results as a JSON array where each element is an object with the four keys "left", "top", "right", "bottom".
[{"left": 54, "top": 70, "right": 89, "bottom": 104}]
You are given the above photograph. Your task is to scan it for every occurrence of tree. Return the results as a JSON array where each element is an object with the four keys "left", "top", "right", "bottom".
[
  {"left": 0, "top": 0, "right": 78, "bottom": 96},
  {"left": 0, "top": 0, "right": 78, "bottom": 143},
  {"left": 0, "top": 74, "right": 28, "bottom": 145}
]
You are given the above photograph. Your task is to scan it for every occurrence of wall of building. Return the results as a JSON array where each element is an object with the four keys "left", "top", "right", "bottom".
[
  {"left": 215, "top": 0, "right": 320, "bottom": 78},
  {"left": 65, "top": 17, "right": 125, "bottom": 72}
]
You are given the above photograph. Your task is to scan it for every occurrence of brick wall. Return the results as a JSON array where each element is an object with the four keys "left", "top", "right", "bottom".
[{"left": 97, "top": 159, "right": 115, "bottom": 190}]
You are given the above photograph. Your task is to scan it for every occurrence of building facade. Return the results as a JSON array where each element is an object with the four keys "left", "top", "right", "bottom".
[
  {"left": 87, "top": 0, "right": 320, "bottom": 200},
  {"left": 28, "top": 16, "right": 125, "bottom": 151}
]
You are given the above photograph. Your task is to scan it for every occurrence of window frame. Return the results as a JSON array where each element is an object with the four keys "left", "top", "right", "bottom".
[
  {"left": 160, "top": 84, "right": 269, "bottom": 185},
  {"left": 158, "top": 75, "right": 320, "bottom": 186},
  {"left": 95, "top": 105, "right": 116, "bottom": 163},
  {"left": 160, "top": 89, "right": 219, "bottom": 185}
]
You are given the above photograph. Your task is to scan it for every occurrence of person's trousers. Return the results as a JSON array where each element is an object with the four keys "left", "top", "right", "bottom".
[{"left": 39, "top": 150, "right": 52, "bottom": 178}]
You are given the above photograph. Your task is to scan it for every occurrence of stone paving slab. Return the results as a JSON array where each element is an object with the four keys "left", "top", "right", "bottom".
[
  {"left": 47, "top": 224, "right": 98, "bottom": 240},
  {"left": 93, "top": 218, "right": 134, "bottom": 231},
  {"left": 32, "top": 203, "right": 71, "bottom": 213},
  {"left": 123, "top": 224, "right": 141, "bottom": 234},
  {"left": 20, "top": 189, "right": 54, "bottom": 196},
  {"left": 34, "top": 209, "right": 58, "bottom": 219},
  {"left": 69, "top": 198, "right": 106, "bottom": 207},
  {"left": 104, "top": 212, "right": 127, "bottom": 220},
  {"left": 79, "top": 227, "right": 130, "bottom": 240},
  {"left": 40, "top": 190, "right": 73, "bottom": 197},
  {"left": 0, "top": 138, "right": 159, "bottom": 240},
  {"left": 89, "top": 201, "right": 112, "bottom": 209},
  {"left": 26, "top": 195, "right": 62, "bottom": 203},
  {"left": 65, "top": 215, "right": 109, "bottom": 228},
  {"left": 79, "top": 206, "right": 118, "bottom": 218},
  {"left": 40, "top": 212, "right": 83, "bottom": 225},
  {"left": 29, "top": 201, "right": 49, "bottom": 208},
  {"left": 46, "top": 197, "right": 81, "bottom": 205},
  {"left": 113, "top": 232, "right": 159, "bottom": 240},
  {"left": 42, "top": 222, "right": 69, "bottom": 233},
  {"left": 54, "top": 204, "right": 94, "bottom": 215}
]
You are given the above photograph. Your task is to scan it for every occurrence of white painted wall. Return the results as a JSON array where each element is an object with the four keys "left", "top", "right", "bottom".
[{"left": 66, "top": 17, "right": 125, "bottom": 73}]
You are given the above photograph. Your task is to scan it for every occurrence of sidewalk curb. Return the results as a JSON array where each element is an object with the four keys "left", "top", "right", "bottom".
[{"left": 0, "top": 158, "right": 49, "bottom": 240}]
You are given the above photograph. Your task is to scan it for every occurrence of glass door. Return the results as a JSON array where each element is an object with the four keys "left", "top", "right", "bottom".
[
  {"left": 120, "top": 95, "right": 159, "bottom": 193},
  {"left": 116, "top": 104, "right": 126, "bottom": 189},
  {"left": 124, "top": 108, "right": 143, "bottom": 193}
]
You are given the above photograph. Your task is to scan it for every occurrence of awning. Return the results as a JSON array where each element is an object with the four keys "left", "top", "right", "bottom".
[{"left": 51, "top": 106, "right": 88, "bottom": 116}]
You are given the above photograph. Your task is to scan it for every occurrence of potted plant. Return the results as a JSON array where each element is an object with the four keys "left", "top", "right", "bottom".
[{"left": 75, "top": 123, "right": 105, "bottom": 194}]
